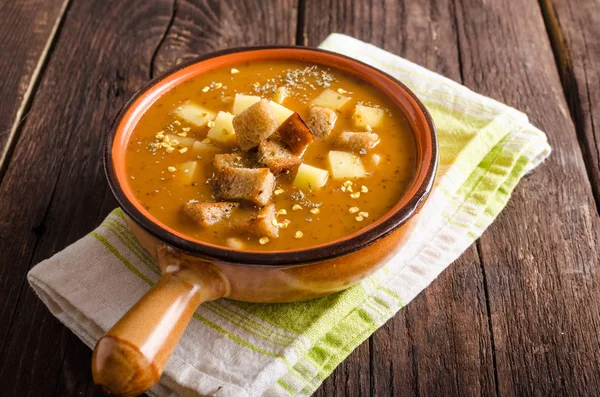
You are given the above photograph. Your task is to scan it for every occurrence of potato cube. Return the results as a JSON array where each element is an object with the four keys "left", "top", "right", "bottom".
[
  {"left": 191, "top": 140, "right": 219, "bottom": 153},
  {"left": 311, "top": 88, "right": 351, "bottom": 110},
  {"left": 293, "top": 164, "right": 329, "bottom": 190},
  {"left": 370, "top": 153, "right": 382, "bottom": 166},
  {"left": 328, "top": 151, "right": 366, "bottom": 179},
  {"left": 233, "top": 93, "right": 261, "bottom": 114},
  {"left": 206, "top": 111, "right": 236, "bottom": 144},
  {"left": 352, "top": 105, "right": 384, "bottom": 128},
  {"left": 232, "top": 93, "right": 294, "bottom": 126},
  {"left": 167, "top": 134, "right": 196, "bottom": 147},
  {"left": 269, "top": 101, "right": 294, "bottom": 126},
  {"left": 174, "top": 102, "right": 216, "bottom": 127},
  {"left": 173, "top": 161, "right": 199, "bottom": 184},
  {"left": 226, "top": 237, "right": 245, "bottom": 250},
  {"left": 272, "top": 86, "right": 288, "bottom": 104}
]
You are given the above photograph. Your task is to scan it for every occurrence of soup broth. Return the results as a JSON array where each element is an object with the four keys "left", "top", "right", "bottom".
[{"left": 125, "top": 60, "right": 416, "bottom": 251}]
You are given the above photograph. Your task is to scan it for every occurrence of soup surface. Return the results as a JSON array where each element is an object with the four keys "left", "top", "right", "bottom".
[{"left": 125, "top": 60, "right": 416, "bottom": 251}]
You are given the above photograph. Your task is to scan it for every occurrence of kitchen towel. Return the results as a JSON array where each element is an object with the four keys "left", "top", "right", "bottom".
[{"left": 28, "top": 33, "right": 551, "bottom": 396}]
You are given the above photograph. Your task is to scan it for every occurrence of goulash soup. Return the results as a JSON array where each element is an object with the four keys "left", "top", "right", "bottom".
[{"left": 125, "top": 61, "right": 416, "bottom": 251}]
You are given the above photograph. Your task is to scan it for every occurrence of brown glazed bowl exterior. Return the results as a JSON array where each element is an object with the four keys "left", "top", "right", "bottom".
[
  {"left": 95, "top": 47, "right": 437, "bottom": 396},
  {"left": 105, "top": 46, "right": 437, "bottom": 277}
]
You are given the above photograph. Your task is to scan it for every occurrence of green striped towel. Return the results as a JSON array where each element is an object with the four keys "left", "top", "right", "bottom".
[{"left": 28, "top": 34, "right": 551, "bottom": 396}]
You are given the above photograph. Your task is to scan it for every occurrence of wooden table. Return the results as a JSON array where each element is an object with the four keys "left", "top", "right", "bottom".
[{"left": 0, "top": 0, "right": 598, "bottom": 395}]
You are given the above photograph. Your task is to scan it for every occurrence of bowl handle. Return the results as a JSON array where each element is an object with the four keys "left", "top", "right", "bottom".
[{"left": 91, "top": 245, "right": 228, "bottom": 396}]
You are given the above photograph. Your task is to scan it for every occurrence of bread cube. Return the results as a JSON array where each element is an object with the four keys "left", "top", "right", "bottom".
[
  {"left": 334, "top": 131, "right": 380, "bottom": 153},
  {"left": 233, "top": 203, "right": 279, "bottom": 239},
  {"left": 232, "top": 93, "right": 294, "bottom": 126},
  {"left": 277, "top": 113, "right": 314, "bottom": 155},
  {"left": 181, "top": 201, "right": 239, "bottom": 227},
  {"left": 174, "top": 102, "right": 216, "bottom": 127},
  {"left": 258, "top": 140, "right": 302, "bottom": 175},
  {"left": 353, "top": 105, "right": 384, "bottom": 128},
  {"left": 293, "top": 163, "right": 329, "bottom": 190},
  {"left": 306, "top": 106, "right": 337, "bottom": 140},
  {"left": 247, "top": 203, "right": 279, "bottom": 238},
  {"left": 232, "top": 100, "right": 278, "bottom": 151},
  {"left": 207, "top": 111, "right": 236, "bottom": 145},
  {"left": 311, "top": 88, "right": 351, "bottom": 110},
  {"left": 213, "top": 153, "right": 257, "bottom": 170},
  {"left": 213, "top": 166, "right": 275, "bottom": 206},
  {"left": 327, "top": 151, "right": 366, "bottom": 179}
]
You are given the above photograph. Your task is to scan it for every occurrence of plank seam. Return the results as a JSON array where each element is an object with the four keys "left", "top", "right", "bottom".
[
  {"left": 476, "top": 240, "right": 501, "bottom": 397},
  {"left": 0, "top": 216, "right": 50, "bottom": 359},
  {"left": 295, "top": 0, "right": 306, "bottom": 45},
  {"left": 0, "top": 0, "right": 75, "bottom": 357},
  {"left": 368, "top": 336, "right": 374, "bottom": 396},
  {"left": 404, "top": 312, "right": 421, "bottom": 397},
  {"left": 538, "top": 0, "right": 600, "bottom": 215},
  {"left": 54, "top": 186, "right": 116, "bottom": 396},
  {"left": 50, "top": 335, "right": 73, "bottom": 397},
  {"left": 0, "top": 73, "right": 80, "bottom": 374},
  {"left": 149, "top": 0, "right": 178, "bottom": 79},
  {"left": 389, "top": 359, "right": 395, "bottom": 397},
  {"left": 450, "top": 0, "right": 465, "bottom": 84},
  {"left": 0, "top": 0, "right": 73, "bottom": 185},
  {"left": 581, "top": 31, "right": 600, "bottom": 214},
  {"left": 452, "top": 3, "right": 499, "bottom": 393}
]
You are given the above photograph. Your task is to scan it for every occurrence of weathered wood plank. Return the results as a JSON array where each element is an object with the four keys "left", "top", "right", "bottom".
[
  {"left": 453, "top": 0, "right": 600, "bottom": 395},
  {"left": 540, "top": 0, "right": 600, "bottom": 213},
  {"left": 53, "top": 192, "right": 119, "bottom": 397},
  {"left": 152, "top": 0, "right": 298, "bottom": 76},
  {"left": 316, "top": 343, "right": 371, "bottom": 397},
  {"left": 0, "top": 0, "right": 299, "bottom": 396},
  {"left": 0, "top": 1, "right": 174, "bottom": 395},
  {"left": 367, "top": 247, "right": 497, "bottom": 396},
  {"left": 59, "top": 1, "right": 299, "bottom": 393},
  {"left": 0, "top": 0, "right": 70, "bottom": 177},
  {"left": 303, "top": 1, "right": 497, "bottom": 396}
]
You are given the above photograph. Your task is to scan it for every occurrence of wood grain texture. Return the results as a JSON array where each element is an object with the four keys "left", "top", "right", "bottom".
[
  {"left": 0, "top": 1, "right": 298, "bottom": 396},
  {"left": 540, "top": 0, "right": 600, "bottom": 213},
  {"left": 303, "top": 1, "right": 497, "bottom": 396},
  {"left": 453, "top": 0, "right": 600, "bottom": 395},
  {"left": 373, "top": 248, "right": 497, "bottom": 396},
  {"left": 0, "top": 0, "right": 174, "bottom": 395},
  {"left": 0, "top": 0, "right": 70, "bottom": 177},
  {"left": 1, "top": 0, "right": 599, "bottom": 396},
  {"left": 152, "top": 0, "right": 298, "bottom": 77}
]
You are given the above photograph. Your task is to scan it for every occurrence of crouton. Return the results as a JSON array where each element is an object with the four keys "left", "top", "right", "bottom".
[
  {"left": 213, "top": 152, "right": 257, "bottom": 170},
  {"left": 258, "top": 140, "right": 302, "bottom": 175},
  {"left": 232, "top": 100, "right": 278, "bottom": 151},
  {"left": 181, "top": 201, "right": 239, "bottom": 227},
  {"left": 235, "top": 203, "right": 279, "bottom": 239},
  {"left": 334, "top": 131, "right": 380, "bottom": 153},
  {"left": 213, "top": 166, "right": 275, "bottom": 206},
  {"left": 306, "top": 106, "right": 338, "bottom": 140},
  {"left": 276, "top": 113, "right": 314, "bottom": 155}
]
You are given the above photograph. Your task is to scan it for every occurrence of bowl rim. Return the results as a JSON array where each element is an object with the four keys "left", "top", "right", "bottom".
[{"left": 105, "top": 45, "right": 438, "bottom": 267}]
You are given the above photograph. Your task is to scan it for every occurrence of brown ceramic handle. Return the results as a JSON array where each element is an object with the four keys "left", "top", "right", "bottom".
[{"left": 91, "top": 246, "right": 228, "bottom": 397}]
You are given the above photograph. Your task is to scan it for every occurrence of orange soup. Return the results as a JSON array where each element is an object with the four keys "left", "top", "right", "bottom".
[{"left": 125, "top": 61, "right": 416, "bottom": 251}]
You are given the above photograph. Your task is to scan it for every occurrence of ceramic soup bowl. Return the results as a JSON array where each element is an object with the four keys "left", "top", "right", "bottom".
[{"left": 95, "top": 47, "right": 437, "bottom": 396}]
